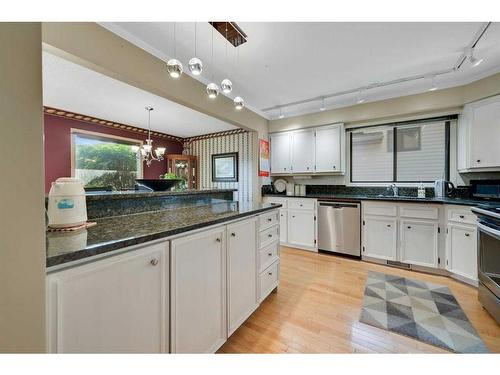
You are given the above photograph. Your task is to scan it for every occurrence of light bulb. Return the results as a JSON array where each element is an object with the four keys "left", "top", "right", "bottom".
[
  {"left": 470, "top": 55, "right": 483, "bottom": 67},
  {"left": 234, "top": 96, "right": 244, "bottom": 110},
  {"left": 188, "top": 57, "right": 203, "bottom": 75},
  {"left": 206, "top": 82, "right": 220, "bottom": 99},
  {"left": 166, "top": 59, "right": 183, "bottom": 78},
  {"left": 221, "top": 79, "right": 233, "bottom": 94}
]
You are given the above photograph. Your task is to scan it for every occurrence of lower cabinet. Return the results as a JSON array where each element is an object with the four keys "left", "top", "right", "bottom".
[
  {"left": 227, "top": 218, "right": 258, "bottom": 337},
  {"left": 363, "top": 216, "right": 398, "bottom": 261},
  {"left": 279, "top": 209, "right": 287, "bottom": 243},
  {"left": 170, "top": 227, "right": 227, "bottom": 353},
  {"left": 400, "top": 219, "right": 439, "bottom": 268},
  {"left": 287, "top": 209, "right": 316, "bottom": 250},
  {"left": 46, "top": 242, "right": 168, "bottom": 353},
  {"left": 446, "top": 223, "right": 478, "bottom": 282}
]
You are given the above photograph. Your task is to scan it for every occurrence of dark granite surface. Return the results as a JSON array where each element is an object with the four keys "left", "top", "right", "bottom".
[
  {"left": 83, "top": 188, "right": 236, "bottom": 201},
  {"left": 46, "top": 201, "right": 280, "bottom": 269},
  {"left": 262, "top": 192, "right": 492, "bottom": 207}
]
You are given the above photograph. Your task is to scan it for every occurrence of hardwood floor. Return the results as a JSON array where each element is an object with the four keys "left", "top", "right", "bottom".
[{"left": 218, "top": 246, "right": 500, "bottom": 354}]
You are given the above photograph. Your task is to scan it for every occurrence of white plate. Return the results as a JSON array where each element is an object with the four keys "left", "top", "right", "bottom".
[{"left": 273, "top": 179, "right": 287, "bottom": 193}]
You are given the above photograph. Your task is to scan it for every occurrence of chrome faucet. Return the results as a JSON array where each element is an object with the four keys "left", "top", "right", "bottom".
[{"left": 387, "top": 183, "right": 399, "bottom": 197}]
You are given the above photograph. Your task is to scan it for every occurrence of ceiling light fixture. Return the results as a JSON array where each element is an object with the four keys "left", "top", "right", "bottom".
[
  {"left": 468, "top": 48, "right": 484, "bottom": 67},
  {"left": 166, "top": 23, "right": 183, "bottom": 79},
  {"left": 234, "top": 96, "right": 244, "bottom": 110},
  {"left": 221, "top": 23, "right": 233, "bottom": 94},
  {"left": 134, "top": 107, "right": 166, "bottom": 167},
  {"left": 279, "top": 108, "right": 284, "bottom": 119},
  {"left": 188, "top": 23, "right": 203, "bottom": 76},
  {"left": 428, "top": 75, "right": 438, "bottom": 91},
  {"left": 320, "top": 97, "right": 326, "bottom": 111},
  {"left": 357, "top": 90, "right": 366, "bottom": 104},
  {"left": 206, "top": 25, "right": 219, "bottom": 99}
]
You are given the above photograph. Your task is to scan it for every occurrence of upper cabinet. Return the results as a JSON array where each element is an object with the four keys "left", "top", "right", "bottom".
[
  {"left": 270, "top": 123, "right": 344, "bottom": 175},
  {"left": 458, "top": 94, "right": 500, "bottom": 172}
]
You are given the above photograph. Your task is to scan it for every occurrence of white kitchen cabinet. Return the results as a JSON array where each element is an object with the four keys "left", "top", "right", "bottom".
[
  {"left": 291, "top": 129, "right": 315, "bottom": 173},
  {"left": 400, "top": 220, "right": 439, "bottom": 268},
  {"left": 279, "top": 209, "right": 287, "bottom": 243},
  {"left": 170, "top": 227, "right": 227, "bottom": 353},
  {"left": 363, "top": 216, "right": 398, "bottom": 261},
  {"left": 458, "top": 94, "right": 500, "bottom": 172},
  {"left": 46, "top": 242, "right": 168, "bottom": 353},
  {"left": 446, "top": 224, "right": 478, "bottom": 282},
  {"left": 270, "top": 132, "right": 291, "bottom": 174},
  {"left": 315, "top": 125, "right": 342, "bottom": 173},
  {"left": 287, "top": 209, "right": 316, "bottom": 250},
  {"left": 227, "top": 218, "right": 258, "bottom": 336}
]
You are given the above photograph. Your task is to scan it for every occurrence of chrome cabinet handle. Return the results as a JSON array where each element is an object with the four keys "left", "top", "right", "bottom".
[
  {"left": 231, "top": 232, "right": 236, "bottom": 237},
  {"left": 150, "top": 259, "right": 159, "bottom": 266}
]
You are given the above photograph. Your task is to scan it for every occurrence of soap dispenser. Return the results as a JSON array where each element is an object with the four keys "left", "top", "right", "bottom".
[{"left": 417, "top": 182, "right": 426, "bottom": 198}]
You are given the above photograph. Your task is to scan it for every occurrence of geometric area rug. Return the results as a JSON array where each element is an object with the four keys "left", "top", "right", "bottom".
[{"left": 359, "top": 271, "right": 489, "bottom": 353}]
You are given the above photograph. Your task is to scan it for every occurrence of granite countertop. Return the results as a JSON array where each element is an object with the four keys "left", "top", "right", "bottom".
[
  {"left": 80, "top": 188, "right": 237, "bottom": 201},
  {"left": 263, "top": 193, "right": 493, "bottom": 207},
  {"left": 46, "top": 201, "right": 280, "bottom": 269}
]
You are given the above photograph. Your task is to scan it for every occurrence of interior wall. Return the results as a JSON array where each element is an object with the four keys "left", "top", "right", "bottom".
[
  {"left": 188, "top": 132, "right": 258, "bottom": 202},
  {"left": 44, "top": 113, "right": 183, "bottom": 193},
  {"left": 0, "top": 23, "right": 46, "bottom": 352}
]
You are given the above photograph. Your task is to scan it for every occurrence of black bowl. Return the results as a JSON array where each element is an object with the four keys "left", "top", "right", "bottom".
[{"left": 135, "top": 179, "right": 182, "bottom": 191}]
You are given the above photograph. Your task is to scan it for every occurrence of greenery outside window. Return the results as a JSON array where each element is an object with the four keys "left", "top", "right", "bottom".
[{"left": 71, "top": 129, "right": 143, "bottom": 191}]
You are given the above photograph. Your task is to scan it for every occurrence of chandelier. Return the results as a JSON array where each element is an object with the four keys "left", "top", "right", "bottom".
[{"left": 132, "top": 106, "right": 166, "bottom": 167}]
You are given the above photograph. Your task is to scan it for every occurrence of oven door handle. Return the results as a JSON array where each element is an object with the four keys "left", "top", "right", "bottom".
[{"left": 477, "top": 222, "right": 500, "bottom": 240}]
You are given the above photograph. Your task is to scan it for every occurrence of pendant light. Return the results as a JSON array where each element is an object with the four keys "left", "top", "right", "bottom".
[
  {"left": 221, "top": 23, "right": 233, "bottom": 94},
  {"left": 234, "top": 96, "right": 244, "bottom": 110},
  {"left": 188, "top": 23, "right": 203, "bottom": 76},
  {"left": 278, "top": 108, "right": 284, "bottom": 119},
  {"left": 428, "top": 75, "right": 438, "bottom": 91},
  {"left": 136, "top": 107, "right": 166, "bottom": 167},
  {"left": 357, "top": 90, "right": 366, "bottom": 104},
  {"left": 320, "top": 97, "right": 326, "bottom": 111},
  {"left": 167, "top": 23, "right": 183, "bottom": 79},
  {"left": 468, "top": 47, "right": 483, "bottom": 67},
  {"left": 206, "top": 25, "right": 219, "bottom": 99}
]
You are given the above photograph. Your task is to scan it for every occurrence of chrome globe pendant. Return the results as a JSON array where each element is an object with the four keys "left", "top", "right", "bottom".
[
  {"left": 188, "top": 23, "right": 203, "bottom": 76},
  {"left": 206, "top": 82, "right": 220, "bottom": 99},
  {"left": 167, "top": 23, "right": 183, "bottom": 79},
  {"left": 221, "top": 78, "right": 232, "bottom": 94},
  {"left": 188, "top": 57, "right": 203, "bottom": 76},
  {"left": 167, "top": 59, "right": 183, "bottom": 78},
  {"left": 234, "top": 96, "right": 244, "bottom": 110}
]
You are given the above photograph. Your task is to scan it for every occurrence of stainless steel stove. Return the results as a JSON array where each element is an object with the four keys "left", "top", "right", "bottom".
[{"left": 471, "top": 204, "right": 500, "bottom": 324}]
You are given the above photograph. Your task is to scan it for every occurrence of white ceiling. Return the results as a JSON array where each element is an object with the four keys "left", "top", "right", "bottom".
[
  {"left": 42, "top": 52, "right": 238, "bottom": 138},
  {"left": 101, "top": 22, "right": 500, "bottom": 119}
]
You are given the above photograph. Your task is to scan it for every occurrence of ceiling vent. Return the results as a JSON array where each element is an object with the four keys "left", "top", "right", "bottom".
[{"left": 209, "top": 22, "right": 247, "bottom": 47}]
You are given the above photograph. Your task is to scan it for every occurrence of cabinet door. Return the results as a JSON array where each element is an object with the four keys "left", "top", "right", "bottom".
[
  {"left": 363, "top": 216, "right": 397, "bottom": 261},
  {"left": 227, "top": 218, "right": 258, "bottom": 336},
  {"left": 400, "top": 220, "right": 439, "bottom": 268},
  {"left": 270, "top": 133, "right": 291, "bottom": 174},
  {"left": 470, "top": 97, "right": 500, "bottom": 168},
  {"left": 291, "top": 130, "right": 315, "bottom": 173},
  {"left": 287, "top": 210, "right": 316, "bottom": 250},
  {"left": 171, "top": 228, "right": 226, "bottom": 353},
  {"left": 447, "top": 224, "right": 478, "bottom": 281},
  {"left": 279, "top": 209, "right": 287, "bottom": 243},
  {"left": 46, "top": 242, "right": 168, "bottom": 353},
  {"left": 315, "top": 125, "right": 341, "bottom": 172}
]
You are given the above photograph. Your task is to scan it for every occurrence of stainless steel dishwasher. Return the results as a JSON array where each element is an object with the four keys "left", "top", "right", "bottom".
[{"left": 318, "top": 201, "right": 361, "bottom": 257}]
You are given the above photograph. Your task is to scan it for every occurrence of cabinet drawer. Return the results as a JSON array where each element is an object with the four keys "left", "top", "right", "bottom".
[
  {"left": 264, "top": 197, "right": 287, "bottom": 208},
  {"left": 259, "top": 261, "right": 279, "bottom": 303},
  {"left": 447, "top": 207, "right": 476, "bottom": 225},
  {"left": 362, "top": 202, "right": 397, "bottom": 217},
  {"left": 287, "top": 198, "right": 315, "bottom": 211},
  {"left": 259, "top": 225, "right": 279, "bottom": 248},
  {"left": 259, "top": 210, "right": 279, "bottom": 231},
  {"left": 259, "top": 241, "right": 279, "bottom": 272},
  {"left": 399, "top": 204, "right": 439, "bottom": 220}
]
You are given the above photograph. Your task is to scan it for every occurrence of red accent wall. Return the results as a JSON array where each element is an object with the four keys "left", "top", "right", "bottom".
[{"left": 43, "top": 114, "right": 183, "bottom": 193}]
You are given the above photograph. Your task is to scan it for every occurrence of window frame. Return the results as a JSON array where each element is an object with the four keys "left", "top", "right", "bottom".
[
  {"left": 348, "top": 116, "right": 452, "bottom": 184},
  {"left": 70, "top": 129, "right": 144, "bottom": 188}
]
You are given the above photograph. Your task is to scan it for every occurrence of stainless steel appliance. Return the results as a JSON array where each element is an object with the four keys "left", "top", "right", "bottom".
[
  {"left": 471, "top": 179, "right": 500, "bottom": 201},
  {"left": 471, "top": 205, "right": 500, "bottom": 324},
  {"left": 318, "top": 201, "right": 361, "bottom": 257},
  {"left": 434, "top": 179, "right": 455, "bottom": 198}
]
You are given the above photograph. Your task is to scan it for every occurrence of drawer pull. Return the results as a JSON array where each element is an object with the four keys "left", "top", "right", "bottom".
[
  {"left": 267, "top": 218, "right": 272, "bottom": 222},
  {"left": 268, "top": 252, "right": 273, "bottom": 256},
  {"left": 150, "top": 258, "right": 159, "bottom": 266},
  {"left": 300, "top": 204, "right": 303, "bottom": 207},
  {"left": 231, "top": 232, "right": 236, "bottom": 237},
  {"left": 216, "top": 237, "right": 221, "bottom": 243},
  {"left": 476, "top": 159, "right": 481, "bottom": 163},
  {"left": 465, "top": 233, "right": 470, "bottom": 237},
  {"left": 407, "top": 226, "right": 412, "bottom": 229},
  {"left": 268, "top": 234, "right": 273, "bottom": 238},
  {"left": 387, "top": 224, "right": 391, "bottom": 227},
  {"left": 268, "top": 272, "right": 273, "bottom": 276},
  {"left": 459, "top": 215, "right": 465, "bottom": 219}
]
